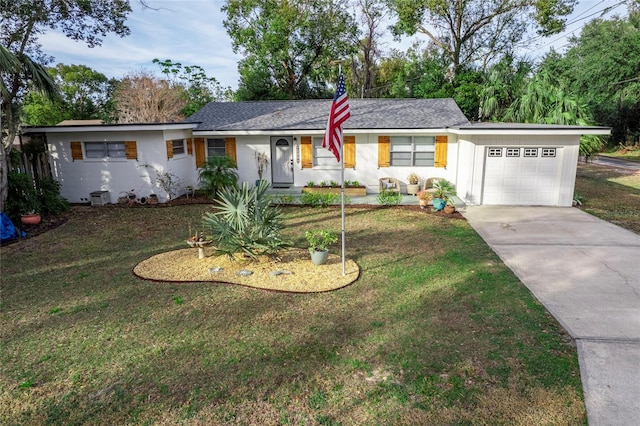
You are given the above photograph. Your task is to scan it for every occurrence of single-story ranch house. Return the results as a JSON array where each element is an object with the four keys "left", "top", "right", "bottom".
[{"left": 23, "top": 98, "right": 610, "bottom": 206}]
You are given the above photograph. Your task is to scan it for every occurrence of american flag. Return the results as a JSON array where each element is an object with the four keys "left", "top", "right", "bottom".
[{"left": 322, "top": 72, "right": 350, "bottom": 162}]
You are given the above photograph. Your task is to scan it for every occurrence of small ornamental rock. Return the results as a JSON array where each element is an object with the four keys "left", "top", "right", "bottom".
[
  {"left": 270, "top": 270, "right": 293, "bottom": 276},
  {"left": 236, "top": 269, "right": 253, "bottom": 276},
  {"left": 209, "top": 267, "right": 224, "bottom": 273}
]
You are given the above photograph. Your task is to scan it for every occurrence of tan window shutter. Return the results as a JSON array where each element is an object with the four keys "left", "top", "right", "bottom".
[
  {"left": 225, "top": 137, "right": 237, "bottom": 166},
  {"left": 125, "top": 141, "right": 137, "bottom": 160},
  {"left": 343, "top": 135, "right": 355, "bottom": 168},
  {"left": 186, "top": 138, "right": 193, "bottom": 156},
  {"left": 166, "top": 140, "right": 174, "bottom": 159},
  {"left": 70, "top": 141, "right": 83, "bottom": 160},
  {"left": 435, "top": 135, "right": 448, "bottom": 168},
  {"left": 301, "top": 136, "right": 312, "bottom": 168},
  {"left": 378, "top": 136, "right": 390, "bottom": 168},
  {"left": 194, "top": 138, "right": 205, "bottom": 168}
]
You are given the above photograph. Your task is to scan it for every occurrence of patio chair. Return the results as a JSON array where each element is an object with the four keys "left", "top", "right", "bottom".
[
  {"left": 379, "top": 177, "right": 401, "bottom": 192},
  {"left": 423, "top": 177, "right": 443, "bottom": 194}
]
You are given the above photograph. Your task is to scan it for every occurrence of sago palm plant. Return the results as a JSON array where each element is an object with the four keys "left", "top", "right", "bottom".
[{"left": 202, "top": 180, "right": 290, "bottom": 258}]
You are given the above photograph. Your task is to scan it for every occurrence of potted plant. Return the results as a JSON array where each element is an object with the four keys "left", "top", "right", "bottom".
[
  {"left": 255, "top": 151, "right": 269, "bottom": 185},
  {"left": 416, "top": 189, "right": 431, "bottom": 209},
  {"left": 407, "top": 172, "right": 420, "bottom": 195},
  {"left": 18, "top": 184, "right": 42, "bottom": 225},
  {"left": 431, "top": 179, "right": 456, "bottom": 212},
  {"left": 305, "top": 230, "right": 338, "bottom": 265}
]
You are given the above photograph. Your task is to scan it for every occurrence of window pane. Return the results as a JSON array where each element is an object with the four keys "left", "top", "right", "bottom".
[
  {"left": 414, "top": 141, "right": 435, "bottom": 152},
  {"left": 207, "top": 139, "right": 226, "bottom": 157},
  {"left": 414, "top": 152, "right": 435, "bottom": 166},
  {"left": 172, "top": 139, "right": 185, "bottom": 155},
  {"left": 390, "top": 152, "right": 411, "bottom": 166},
  {"left": 85, "top": 142, "right": 105, "bottom": 158},
  {"left": 107, "top": 142, "right": 126, "bottom": 158},
  {"left": 414, "top": 136, "right": 435, "bottom": 146},
  {"left": 390, "top": 136, "right": 411, "bottom": 152}
]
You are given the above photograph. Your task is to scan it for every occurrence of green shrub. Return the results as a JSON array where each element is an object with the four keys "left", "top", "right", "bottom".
[
  {"left": 37, "top": 176, "right": 69, "bottom": 215},
  {"left": 266, "top": 193, "right": 296, "bottom": 205},
  {"left": 5, "top": 171, "right": 41, "bottom": 220},
  {"left": 299, "top": 192, "right": 345, "bottom": 207},
  {"left": 198, "top": 154, "right": 238, "bottom": 199},
  {"left": 376, "top": 189, "right": 402, "bottom": 206},
  {"left": 202, "top": 181, "right": 290, "bottom": 258}
]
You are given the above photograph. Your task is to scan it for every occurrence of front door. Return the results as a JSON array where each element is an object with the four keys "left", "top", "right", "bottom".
[{"left": 271, "top": 137, "right": 294, "bottom": 187}]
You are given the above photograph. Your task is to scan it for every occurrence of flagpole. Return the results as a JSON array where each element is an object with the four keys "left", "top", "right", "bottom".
[{"left": 339, "top": 65, "right": 346, "bottom": 276}]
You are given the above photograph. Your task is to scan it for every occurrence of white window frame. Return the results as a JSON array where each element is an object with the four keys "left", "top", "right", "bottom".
[
  {"left": 206, "top": 138, "right": 226, "bottom": 157},
  {"left": 171, "top": 138, "right": 186, "bottom": 156},
  {"left": 84, "top": 141, "right": 126, "bottom": 159},
  {"left": 506, "top": 148, "right": 520, "bottom": 157},
  {"left": 312, "top": 137, "right": 337, "bottom": 166},
  {"left": 390, "top": 136, "right": 435, "bottom": 166},
  {"left": 524, "top": 148, "right": 538, "bottom": 157}
]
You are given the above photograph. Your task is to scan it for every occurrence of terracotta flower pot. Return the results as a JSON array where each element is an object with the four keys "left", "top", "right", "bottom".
[{"left": 21, "top": 213, "right": 41, "bottom": 225}]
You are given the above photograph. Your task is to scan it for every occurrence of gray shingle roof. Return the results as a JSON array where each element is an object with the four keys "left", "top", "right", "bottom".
[{"left": 187, "top": 98, "right": 470, "bottom": 131}]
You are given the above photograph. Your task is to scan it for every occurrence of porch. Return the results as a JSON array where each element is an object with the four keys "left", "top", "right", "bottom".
[{"left": 266, "top": 186, "right": 465, "bottom": 207}]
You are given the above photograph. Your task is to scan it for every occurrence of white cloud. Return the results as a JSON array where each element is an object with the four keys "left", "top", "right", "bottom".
[{"left": 38, "top": 1, "right": 242, "bottom": 87}]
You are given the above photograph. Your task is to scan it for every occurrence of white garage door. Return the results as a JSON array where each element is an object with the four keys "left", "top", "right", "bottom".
[{"left": 483, "top": 147, "right": 561, "bottom": 205}]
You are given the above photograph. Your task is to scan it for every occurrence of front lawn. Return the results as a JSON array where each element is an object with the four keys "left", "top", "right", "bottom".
[
  {"left": 1, "top": 206, "right": 584, "bottom": 424},
  {"left": 575, "top": 163, "right": 640, "bottom": 234}
]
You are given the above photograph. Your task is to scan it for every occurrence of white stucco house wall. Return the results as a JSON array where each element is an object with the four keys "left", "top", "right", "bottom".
[
  {"left": 23, "top": 98, "right": 610, "bottom": 207},
  {"left": 24, "top": 122, "right": 199, "bottom": 203}
]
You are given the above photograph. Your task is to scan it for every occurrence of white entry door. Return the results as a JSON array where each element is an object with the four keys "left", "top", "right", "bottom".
[
  {"left": 482, "top": 146, "right": 562, "bottom": 205},
  {"left": 271, "top": 137, "right": 294, "bottom": 187}
]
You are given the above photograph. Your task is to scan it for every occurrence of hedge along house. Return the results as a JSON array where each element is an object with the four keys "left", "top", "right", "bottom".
[
  {"left": 23, "top": 122, "right": 199, "bottom": 203},
  {"left": 24, "top": 98, "right": 610, "bottom": 206},
  {"left": 187, "top": 99, "right": 610, "bottom": 206}
]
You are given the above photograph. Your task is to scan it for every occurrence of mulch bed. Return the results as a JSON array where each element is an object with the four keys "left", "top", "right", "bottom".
[{"left": 133, "top": 247, "right": 361, "bottom": 293}]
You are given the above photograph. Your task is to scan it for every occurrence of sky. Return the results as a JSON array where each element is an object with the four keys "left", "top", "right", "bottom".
[{"left": 37, "top": 0, "right": 628, "bottom": 90}]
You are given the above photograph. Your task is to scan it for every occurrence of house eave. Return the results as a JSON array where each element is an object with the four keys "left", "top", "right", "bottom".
[
  {"left": 450, "top": 125, "right": 612, "bottom": 136},
  {"left": 22, "top": 122, "right": 200, "bottom": 134},
  {"left": 193, "top": 128, "right": 453, "bottom": 136}
]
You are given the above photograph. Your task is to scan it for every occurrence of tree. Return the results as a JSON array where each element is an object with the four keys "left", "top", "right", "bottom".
[
  {"left": 153, "top": 59, "right": 233, "bottom": 116},
  {"left": 347, "top": 0, "right": 387, "bottom": 98},
  {"left": 504, "top": 70, "right": 603, "bottom": 155},
  {"left": 542, "top": 11, "right": 640, "bottom": 146},
  {"left": 22, "top": 63, "right": 117, "bottom": 125},
  {"left": 388, "top": 0, "right": 576, "bottom": 78},
  {"left": 1, "top": 0, "right": 132, "bottom": 208},
  {"left": 113, "top": 70, "right": 186, "bottom": 123},
  {"left": 479, "top": 55, "right": 533, "bottom": 121},
  {"left": 223, "top": 0, "right": 358, "bottom": 100}
]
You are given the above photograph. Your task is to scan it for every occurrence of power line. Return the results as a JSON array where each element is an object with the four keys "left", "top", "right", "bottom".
[{"left": 519, "top": 1, "right": 626, "bottom": 56}]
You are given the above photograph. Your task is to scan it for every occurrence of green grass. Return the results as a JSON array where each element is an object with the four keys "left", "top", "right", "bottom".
[
  {"left": 575, "top": 163, "right": 640, "bottom": 234},
  {"left": 600, "top": 149, "right": 640, "bottom": 163},
  {"left": 1, "top": 205, "right": 585, "bottom": 424}
]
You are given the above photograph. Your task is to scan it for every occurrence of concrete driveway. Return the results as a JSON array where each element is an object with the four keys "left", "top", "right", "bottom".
[{"left": 462, "top": 206, "right": 640, "bottom": 426}]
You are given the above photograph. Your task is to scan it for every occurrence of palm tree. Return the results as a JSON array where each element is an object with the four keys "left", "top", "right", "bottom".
[
  {"left": 503, "top": 71, "right": 603, "bottom": 156},
  {"left": 1, "top": 43, "right": 59, "bottom": 210},
  {"left": 197, "top": 154, "right": 239, "bottom": 199}
]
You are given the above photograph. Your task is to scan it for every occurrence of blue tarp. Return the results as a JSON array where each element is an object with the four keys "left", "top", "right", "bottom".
[{"left": 1, "top": 212, "right": 20, "bottom": 243}]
